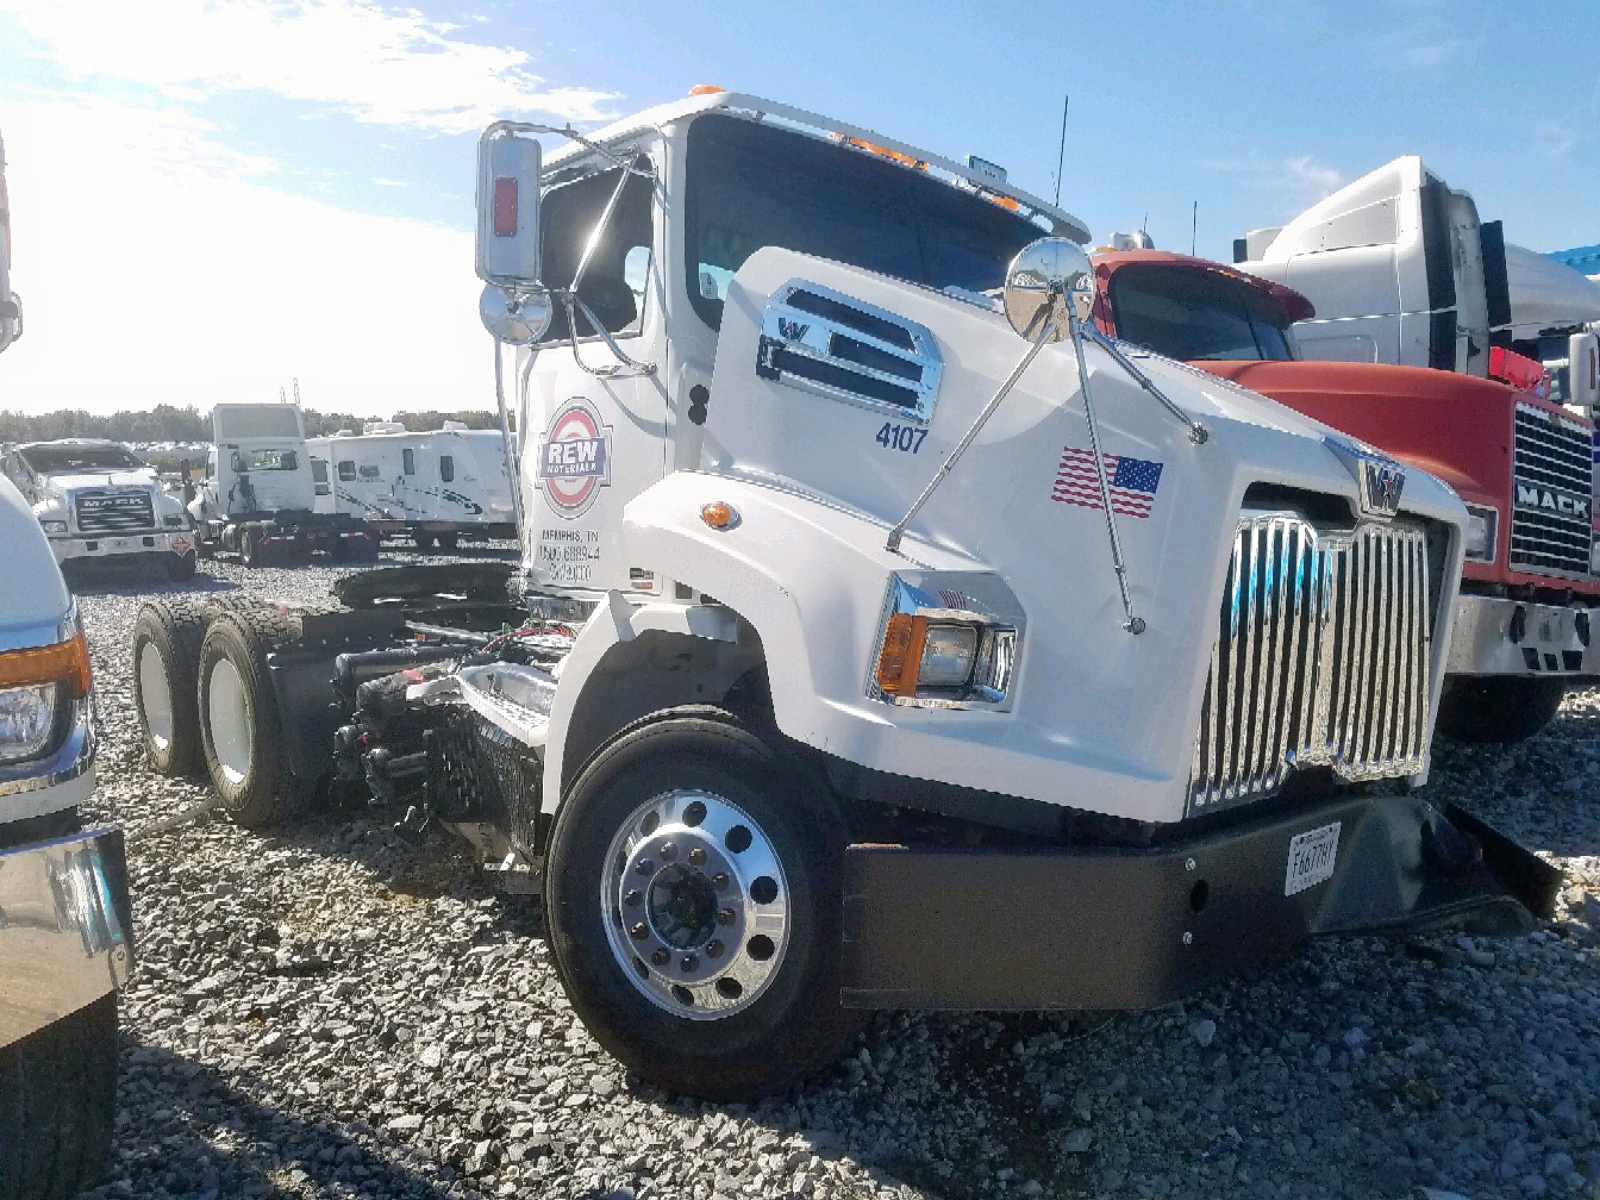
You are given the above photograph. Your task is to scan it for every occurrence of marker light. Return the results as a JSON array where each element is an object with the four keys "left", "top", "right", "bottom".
[
  {"left": 690, "top": 84, "right": 727, "bottom": 96},
  {"left": 876, "top": 614, "right": 928, "bottom": 696},
  {"left": 492, "top": 177, "right": 519, "bottom": 238},
  {"left": 0, "top": 629, "right": 92, "bottom": 700},
  {"left": 700, "top": 501, "right": 736, "bottom": 529}
]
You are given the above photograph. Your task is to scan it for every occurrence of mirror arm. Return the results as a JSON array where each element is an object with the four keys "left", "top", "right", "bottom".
[
  {"left": 886, "top": 296, "right": 1063, "bottom": 554},
  {"left": 493, "top": 336, "right": 531, "bottom": 559},
  {"left": 562, "top": 293, "right": 657, "bottom": 378},
  {"left": 1080, "top": 327, "right": 1209, "bottom": 445}
]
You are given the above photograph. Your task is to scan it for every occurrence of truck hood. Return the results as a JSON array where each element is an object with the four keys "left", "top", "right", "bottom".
[
  {"left": 39, "top": 471, "right": 159, "bottom": 494},
  {"left": 0, "top": 477, "right": 71, "bottom": 635}
]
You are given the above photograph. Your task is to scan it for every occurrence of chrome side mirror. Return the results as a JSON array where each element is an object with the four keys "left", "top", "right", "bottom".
[
  {"left": 1002, "top": 237, "right": 1095, "bottom": 343},
  {"left": 476, "top": 125, "right": 543, "bottom": 290},
  {"left": 479, "top": 285, "right": 553, "bottom": 346}
]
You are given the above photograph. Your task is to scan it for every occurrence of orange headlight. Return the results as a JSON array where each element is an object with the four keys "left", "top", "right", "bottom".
[{"left": 0, "top": 630, "right": 92, "bottom": 700}]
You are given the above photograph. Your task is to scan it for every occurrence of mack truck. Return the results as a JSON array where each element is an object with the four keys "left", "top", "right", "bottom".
[
  {"left": 0, "top": 128, "right": 133, "bottom": 1200},
  {"left": 2, "top": 439, "right": 198, "bottom": 581},
  {"left": 1092, "top": 247, "right": 1600, "bottom": 742},
  {"left": 188, "top": 402, "right": 379, "bottom": 565},
  {"left": 129, "top": 90, "right": 1557, "bottom": 1099}
]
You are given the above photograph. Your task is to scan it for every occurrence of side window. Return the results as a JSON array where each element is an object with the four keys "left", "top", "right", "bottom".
[
  {"left": 402, "top": 448, "right": 416, "bottom": 475},
  {"left": 439, "top": 455, "right": 454, "bottom": 483},
  {"left": 337, "top": 460, "right": 356, "bottom": 481},
  {"left": 359, "top": 464, "right": 380, "bottom": 479},
  {"left": 539, "top": 159, "right": 654, "bottom": 342},
  {"left": 311, "top": 458, "right": 330, "bottom": 495},
  {"left": 206, "top": 449, "right": 217, "bottom": 479}
]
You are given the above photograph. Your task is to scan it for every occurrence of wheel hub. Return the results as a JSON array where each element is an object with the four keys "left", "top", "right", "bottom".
[{"left": 601, "top": 790, "right": 790, "bottom": 1019}]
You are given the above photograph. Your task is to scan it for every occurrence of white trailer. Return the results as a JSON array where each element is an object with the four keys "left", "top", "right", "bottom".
[
  {"left": 132, "top": 90, "right": 1558, "bottom": 1101},
  {"left": 308, "top": 422, "right": 516, "bottom": 549}
]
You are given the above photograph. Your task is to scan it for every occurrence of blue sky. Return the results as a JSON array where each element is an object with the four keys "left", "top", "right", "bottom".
[{"left": 1, "top": 0, "right": 1596, "bottom": 415}]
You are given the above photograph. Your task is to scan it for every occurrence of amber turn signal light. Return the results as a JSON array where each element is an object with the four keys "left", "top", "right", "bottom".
[
  {"left": 875, "top": 613, "right": 928, "bottom": 696},
  {"left": 0, "top": 629, "right": 92, "bottom": 700},
  {"left": 700, "top": 501, "right": 736, "bottom": 530}
]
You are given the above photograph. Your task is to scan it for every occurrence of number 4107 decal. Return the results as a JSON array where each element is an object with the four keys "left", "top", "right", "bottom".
[{"left": 876, "top": 422, "right": 929, "bottom": 454}]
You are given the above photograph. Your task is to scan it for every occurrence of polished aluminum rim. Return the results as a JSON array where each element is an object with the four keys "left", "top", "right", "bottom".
[
  {"left": 137, "top": 641, "right": 173, "bottom": 752},
  {"left": 206, "top": 657, "right": 252, "bottom": 786},
  {"left": 600, "top": 789, "right": 790, "bottom": 1021}
]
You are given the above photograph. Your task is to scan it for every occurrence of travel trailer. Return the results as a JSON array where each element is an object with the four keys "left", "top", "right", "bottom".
[{"left": 309, "top": 422, "right": 515, "bottom": 549}]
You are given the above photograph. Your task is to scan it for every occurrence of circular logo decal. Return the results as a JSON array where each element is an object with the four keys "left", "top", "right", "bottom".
[{"left": 537, "top": 399, "right": 612, "bottom": 519}]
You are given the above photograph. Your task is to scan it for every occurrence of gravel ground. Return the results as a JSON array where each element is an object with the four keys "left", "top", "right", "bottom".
[{"left": 65, "top": 548, "right": 1600, "bottom": 1200}]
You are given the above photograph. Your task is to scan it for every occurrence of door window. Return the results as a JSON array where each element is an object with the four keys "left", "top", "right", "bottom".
[
  {"left": 539, "top": 158, "right": 655, "bottom": 342},
  {"left": 439, "top": 455, "right": 454, "bottom": 483},
  {"left": 402, "top": 448, "right": 416, "bottom": 476},
  {"left": 337, "top": 460, "right": 357, "bottom": 481}
]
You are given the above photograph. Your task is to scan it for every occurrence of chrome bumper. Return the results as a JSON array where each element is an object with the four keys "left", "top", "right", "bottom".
[
  {"left": 48, "top": 529, "right": 191, "bottom": 564},
  {"left": 1446, "top": 594, "right": 1597, "bottom": 676},
  {"left": 0, "top": 826, "right": 132, "bottom": 1047}
]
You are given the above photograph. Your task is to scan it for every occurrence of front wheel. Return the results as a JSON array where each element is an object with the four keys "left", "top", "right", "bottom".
[
  {"left": 1437, "top": 676, "right": 1568, "bottom": 743},
  {"left": 0, "top": 995, "right": 118, "bottom": 1200},
  {"left": 544, "top": 709, "right": 864, "bottom": 1100}
]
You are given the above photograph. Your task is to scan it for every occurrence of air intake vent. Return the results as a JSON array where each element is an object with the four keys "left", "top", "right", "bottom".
[{"left": 756, "top": 279, "right": 942, "bottom": 421}]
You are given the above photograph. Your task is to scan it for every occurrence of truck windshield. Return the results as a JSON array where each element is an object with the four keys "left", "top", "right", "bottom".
[
  {"left": 232, "top": 448, "right": 299, "bottom": 472},
  {"left": 20, "top": 445, "right": 144, "bottom": 472},
  {"left": 1107, "top": 265, "right": 1298, "bottom": 362},
  {"left": 684, "top": 114, "right": 1047, "bottom": 329}
]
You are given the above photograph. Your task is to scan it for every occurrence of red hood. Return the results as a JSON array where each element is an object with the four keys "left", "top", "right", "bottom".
[{"left": 1091, "top": 249, "right": 1316, "bottom": 325}]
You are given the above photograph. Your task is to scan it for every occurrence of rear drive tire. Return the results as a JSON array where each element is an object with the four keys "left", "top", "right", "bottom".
[
  {"left": 435, "top": 531, "right": 459, "bottom": 552},
  {"left": 197, "top": 606, "right": 313, "bottom": 827},
  {"left": 544, "top": 708, "right": 864, "bottom": 1100},
  {"left": 132, "top": 597, "right": 208, "bottom": 776},
  {"left": 165, "top": 549, "right": 198, "bottom": 581},
  {"left": 0, "top": 995, "right": 118, "bottom": 1200},
  {"left": 1438, "top": 676, "right": 1568, "bottom": 743}
]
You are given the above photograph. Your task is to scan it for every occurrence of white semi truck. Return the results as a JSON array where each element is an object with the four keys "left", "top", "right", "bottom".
[
  {"left": 2, "top": 439, "right": 198, "bottom": 580},
  {"left": 130, "top": 91, "right": 1557, "bottom": 1099},
  {"left": 0, "top": 128, "right": 132, "bottom": 1200},
  {"left": 1234, "top": 156, "right": 1600, "bottom": 410},
  {"left": 308, "top": 422, "right": 516, "bottom": 549},
  {"left": 188, "top": 402, "right": 378, "bottom": 565}
]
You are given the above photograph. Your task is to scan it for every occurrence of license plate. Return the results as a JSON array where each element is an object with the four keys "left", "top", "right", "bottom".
[{"left": 1284, "top": 822, "right": 1341, "bottom": 896}]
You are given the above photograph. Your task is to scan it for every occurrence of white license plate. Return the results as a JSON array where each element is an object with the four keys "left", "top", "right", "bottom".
[{"left": 1284, "top": 822, "right": 1341, "bottom": 896}]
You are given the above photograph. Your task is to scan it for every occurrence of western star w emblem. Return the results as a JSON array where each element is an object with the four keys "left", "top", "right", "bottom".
[
  {"left": 1516, "top": 482, "right": 1590, "bottom": 520},
  {"left": 776, "top": 318, "right": 809, "bottom": 341}
]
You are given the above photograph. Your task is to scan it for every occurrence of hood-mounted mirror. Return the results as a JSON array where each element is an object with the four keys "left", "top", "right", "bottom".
[{"left": 1002, "top": 236, "right": 1095, "bottom": 344}]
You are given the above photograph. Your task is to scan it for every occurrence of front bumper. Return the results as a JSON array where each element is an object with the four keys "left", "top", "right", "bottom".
[
  {"left": 50, "top": 528, "right": 194, "bottom": 566},
  {"left": 0, "top": 826, "right": 133, "bottom": 1047},
  {"left": 1446, "top": 594, "right": 1596, "bottom": 676},
  {"left": 840, "top": 794, "right": 1559, "bottom": 1010}
]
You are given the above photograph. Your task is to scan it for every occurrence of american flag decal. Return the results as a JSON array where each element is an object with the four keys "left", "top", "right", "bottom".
[{"left": 1052, "top": 447, "right": 1163, "bottom": 518}]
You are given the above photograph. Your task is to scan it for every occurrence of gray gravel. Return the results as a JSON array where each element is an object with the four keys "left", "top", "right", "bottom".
[{"left": 67, "top": 549, "right": 1600, "bottom": 1200}]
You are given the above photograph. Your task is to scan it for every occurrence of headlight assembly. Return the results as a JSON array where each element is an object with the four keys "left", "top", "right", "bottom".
[
  {"left": 1462, "top": 504, "right": 1497, "bottom": 564},
  {"left": 0, "top": 683, "right": 58, "bottom": 763},
  {"left": 0, "top": 629, "right": 90, "bottom": 764},
  {"left": 870, "top": 574, "right": 1020, "bottom": 709},
  {"left": 39, "top": 519, "right": 67, "bottom": 534}
]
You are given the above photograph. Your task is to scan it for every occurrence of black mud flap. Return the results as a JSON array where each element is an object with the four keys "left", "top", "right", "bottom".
[{"left": 839, "top": 795, "right": 1554, "bottom": 1012}]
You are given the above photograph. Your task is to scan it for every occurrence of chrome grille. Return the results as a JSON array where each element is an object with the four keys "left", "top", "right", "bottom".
[
  {"left": 1189, "top": 513, "right": 1432, "bottom": 813},
  {"left": 73, "top": 489, "right": 155, "bottom": 534},
  {"left": 1509, "top": 403, "right": 1593, "bottom": 579}
]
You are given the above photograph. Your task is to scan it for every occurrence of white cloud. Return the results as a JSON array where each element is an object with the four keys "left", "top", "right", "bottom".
[
  {"left": 1202, "top": 151, "right": 1346, "bottom": 216},
  {"left": 0, "top": 0, "right": 617, "bottom": 132},
  {"left": 1356, "top": 14, "right": 1481, "bottom": 76},
  {"left": 0, "top": 94, "right": 490, "bottom": 415}
]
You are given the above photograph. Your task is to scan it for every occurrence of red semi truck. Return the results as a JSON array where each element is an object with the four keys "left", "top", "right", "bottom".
[{"left": 1093, "top": 248, "right": 1597, "bottom": 741}]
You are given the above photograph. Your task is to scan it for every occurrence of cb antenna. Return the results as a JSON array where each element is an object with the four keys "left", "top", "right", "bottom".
[
  {"left": 1052, "top": 93, "right": 1069, "bottom": 207},
  {"left": 1191, "top": 201, "right": 1198, "bottom": 256},
  {"left": 292, "top": 377, "right": 301, "bottom": 406}
]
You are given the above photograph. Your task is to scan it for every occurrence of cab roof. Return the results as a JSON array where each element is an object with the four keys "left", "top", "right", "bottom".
[
  {"left": 544, "top": 90, "right": 1092, "bottom": 244},
  {"left": 1092, "top": 248, "right": 1317, "bottom": 324}
]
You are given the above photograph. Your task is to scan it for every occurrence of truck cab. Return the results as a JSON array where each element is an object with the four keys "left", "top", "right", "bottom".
[
  {"left": 1093, "top": 246, "right": 1599, "bottom": 740},
  {"left": 3, "top": 438, "right": 197, "bottom": 580}
]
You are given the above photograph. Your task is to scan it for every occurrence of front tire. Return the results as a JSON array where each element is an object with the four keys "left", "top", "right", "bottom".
[
  {"left": 544, "top": 709, "right": 863, "bottom": 1100},
  {"left": 0, "top": 995, "right": 118, "bottom": 1200},
  {"left": 132, "top": 597, "right": 208, "bottom": 776},
  {"left": 196, "top": 607, "right": 312, "bottom": 827},
  {"left": 1438, "top": 676, "right": 1567, "bottom": 743}
]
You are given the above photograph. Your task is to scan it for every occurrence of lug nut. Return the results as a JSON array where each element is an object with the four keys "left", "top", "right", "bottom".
[
  {"left": 630, "top": 922, "right": 649, "bottom": 940},
  {"left": 711, "top": 873, "right": 730, "bottom": 890},
  {"left": 624, "top": 889, "right": 642, "bottom": 907},
  {"left": 660, "top": 841, "right": 677, "bottom": 861},
  {"left": 706, "top": 939, "right": 724, "bottom": 958},
  {"left": 717, "top": 907, "right": 736, "bottom": 926},
  {"left": 651, "top": 948, "right": 669, "bottom": 966},
  {"left": 680, "top": 954, "right": 699, "bottom": 972},
  {"left": 688, "top": 846, "right": 707, "bottom": 866},
  {"left": 635, "top": 859, "right": 654, "bottom": 875}
]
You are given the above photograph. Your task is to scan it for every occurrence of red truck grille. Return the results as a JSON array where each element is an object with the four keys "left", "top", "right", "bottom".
[
  {"left": 1189, "top": 513, "right": 1433, "bottom": 814},
  {"left": 1509, "top": 403, "right": 1594, "bottom": 580}
]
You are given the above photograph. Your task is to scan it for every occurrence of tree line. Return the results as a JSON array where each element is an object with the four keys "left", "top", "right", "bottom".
[{"left": 0, "top": 405, "right": 506, "bottom": 444}]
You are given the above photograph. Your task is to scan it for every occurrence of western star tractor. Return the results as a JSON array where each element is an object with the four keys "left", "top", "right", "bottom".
[
  {"left": 1, "top": 127, "right": 133, "bottom": 1200},
  {"left": 188, "top": 402, "right": 379, "bottom": 565},
  {"left": 1092, "top": 248, "right": 1600, "bottom": 742},
  {"left": 129, "top": 91, "right": 1557, "bottom": 1098},
  {"left": 2, "top": 439, "right": 198, "bottom": 581}
]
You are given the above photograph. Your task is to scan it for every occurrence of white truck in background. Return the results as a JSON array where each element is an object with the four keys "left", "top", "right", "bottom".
[
  {"left": 309, "top": 422, "right": 516, "bottom": 549},
  {"left": 2, "top": 439, "right": 198, "bottom": 580},
  {"left": 188, "top": 403, "right": 378, "bottom": 566},
  {"left": 1234, "top": 156, "right": 1600, "bottom": 412},
  {"left": 0, "top": 125, "right": 132, "bottom": 1200},
  {"left": 130, "top": 90, "right": 1557, "bottom": 1100},
  {"left": 0, "top": 129, "right": 18, "bottom": 354}
]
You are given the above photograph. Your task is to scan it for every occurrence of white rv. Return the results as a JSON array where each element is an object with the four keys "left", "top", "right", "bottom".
[{"left": 308, "top": 422, "right": 515, "bottom": 549}]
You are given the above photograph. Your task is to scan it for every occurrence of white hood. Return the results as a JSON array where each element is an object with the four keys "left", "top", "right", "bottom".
[
  {"left": 41, "top": 470, "right": 159, "bottom": 494},
  {"left": 0, "top": 477, "right": 71, "bottom": 633}
]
